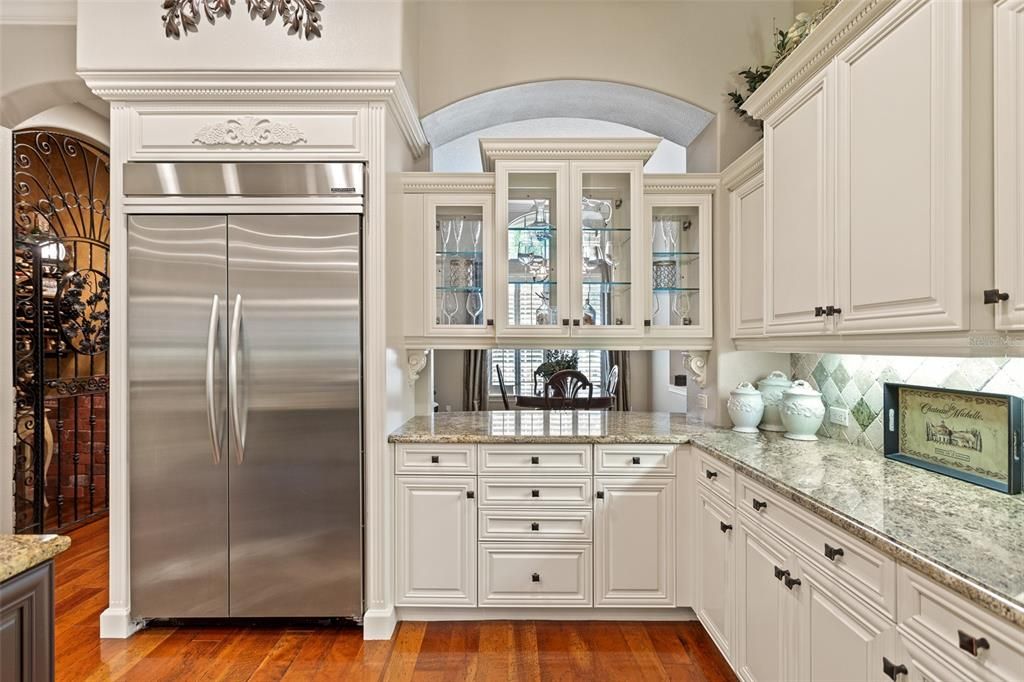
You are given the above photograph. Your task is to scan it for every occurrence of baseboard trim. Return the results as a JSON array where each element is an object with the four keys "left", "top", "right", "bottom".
[
  {"left": 362, "top": 607, "right": 398, "bottom": 640},
  {"left": 100, "top": 607, "right": 144, "bottom": 639},
  {"left": 395, "top": 606, "right": 698, "bottom": 622}
]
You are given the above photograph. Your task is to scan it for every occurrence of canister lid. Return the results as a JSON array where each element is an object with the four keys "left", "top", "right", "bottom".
[{"left": 784, "top": 379, "right": 821, "bottom": 397}]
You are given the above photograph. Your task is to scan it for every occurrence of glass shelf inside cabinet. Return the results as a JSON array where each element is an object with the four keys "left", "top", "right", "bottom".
[
  {"left": 506, "top": 172, "right": 560, "bottom": 328},
  {"left": 579, "top": 171, "right": 633, "bottom": 327},
  {"left": 435, "top": 208, "right": 486, "bottom": 327},
  {"left": 651, "top": 208, "right": 701, "bottom": 328}
]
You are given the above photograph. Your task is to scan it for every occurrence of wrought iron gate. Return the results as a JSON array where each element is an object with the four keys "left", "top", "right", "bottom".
[{"left": 12, "top": 130, "right": 110, "bottom": 534}]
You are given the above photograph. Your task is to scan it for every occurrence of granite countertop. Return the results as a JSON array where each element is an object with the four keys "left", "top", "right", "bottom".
[
  {"left": 388, "top": 411, "right": 1024, "bottom": 627},
  {"left": 0, "top": 534, "right": 71, "bottom": 583},
  {"left": 689, "top": 430, "right": 1024, "bottom": 628},
  {"left": 388, "top": 410, "right": 712, "bottom": 444}
]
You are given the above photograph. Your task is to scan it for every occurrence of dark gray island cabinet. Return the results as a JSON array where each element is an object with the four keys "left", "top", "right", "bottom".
[{"left": 0, "top": 534, "right": 70, "bottom": 682}]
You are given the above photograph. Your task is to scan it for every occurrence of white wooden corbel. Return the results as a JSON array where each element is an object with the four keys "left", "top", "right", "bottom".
[
  {"left": 684, "top": 350, "right": 709, "bottom": 389},
  {"left": 407, "top": 349, "right": 429, "bottom": 387}
]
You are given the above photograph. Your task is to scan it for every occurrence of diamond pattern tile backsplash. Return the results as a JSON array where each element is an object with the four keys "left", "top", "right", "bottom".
[{"left": 790, "top": 354, "right": 1024, "bottom": 451}]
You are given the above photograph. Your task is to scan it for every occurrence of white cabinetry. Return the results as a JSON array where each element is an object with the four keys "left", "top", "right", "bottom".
[
  {"left": 727, "top": 164, "right": 766, "bottom": 338},
  {"left": 395, "top": 476, "right": 476, "bottom": 606},
  {"left": 995, "top": 0, "right": 1024, "bottom": 330},
  {"left": 594, "top": 477, "right": 675, "bottom": 606},
  {"left": 695, "top": 487, "right": 735, "bottom": 661},
  {"left": 752, "top": 0, "right": 969, "bottom": 339}
]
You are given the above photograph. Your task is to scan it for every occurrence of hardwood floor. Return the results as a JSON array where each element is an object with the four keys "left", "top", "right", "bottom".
[{"left": 55, "top": 517, "right": 737, "bottom": 681}]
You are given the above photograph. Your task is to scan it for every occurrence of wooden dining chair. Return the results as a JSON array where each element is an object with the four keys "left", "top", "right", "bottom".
[
  {"left": 495, "top": 364, "right": 511, "bottom": 410},
  {"left": 605, "top": 365, "right": 619, "bottom": 410},
  {"left": 544, "top": 369, "right": 593, "bottom": 410}
]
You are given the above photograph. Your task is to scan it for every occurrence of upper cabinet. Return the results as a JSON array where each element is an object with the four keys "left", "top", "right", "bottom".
[
  {"left": 995, "top": 0, "right": 1024, "bottom": 331},
  {"left": 403, "top": 139, "right": 715, "bottom": 348},
  {"left": 738, "top": 0, "right": 977, "bottom": 342},
  {"left": 724, "top": 145, "right": 765, "bottom": 339}
]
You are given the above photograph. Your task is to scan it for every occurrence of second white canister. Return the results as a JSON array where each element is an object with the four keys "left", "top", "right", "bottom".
[
  {"left": 757, "top": 370, "right": 793, "bottom": 432},
  {"left": 727, "top": 382, "right": 765, "bottom": 433},
  {"left": 780, "top": 380, "right": 826, "bottom": 441}
]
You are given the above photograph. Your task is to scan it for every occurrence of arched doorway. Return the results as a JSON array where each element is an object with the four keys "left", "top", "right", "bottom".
[{"left": 12, "top": 129, "right": 111, "bottom": 533}]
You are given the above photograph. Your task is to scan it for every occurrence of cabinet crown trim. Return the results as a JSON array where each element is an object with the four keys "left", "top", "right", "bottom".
[
  {"left": 642, "top": 174, "right": 719, "bottom": 194},
  {"left": 78, "top": 69, "right": 427, "bottom": 158},
  {"left": 401, "top": 172, "right": 496, "bottom": 194},
  {"left": 740, "top": 0, "right": 899, "bottom": 120},
  {"left": 479, "top": 137, "right": 660, "bottom": 171}
]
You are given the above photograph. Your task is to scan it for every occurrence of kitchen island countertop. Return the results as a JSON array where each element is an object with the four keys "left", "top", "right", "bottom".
[{"left": 0, "top": 533, "right": 71, "bottom": 583}]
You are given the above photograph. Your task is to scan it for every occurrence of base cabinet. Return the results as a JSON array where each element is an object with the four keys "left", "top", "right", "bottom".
[
  {"left": 594, "top": 477, "right": 675, "bottom": 606},
  {"left": 735, "top": 515, "right": 792, "bottom": 682},
  {"left": 395, "top": 476, "right": 477, "bottom": 606},
  {"left": 0, "top": 563, "right": 54, "bottom": 682},
  {"left": 694, "top": 487, "right": 734, "bottom": 661}
]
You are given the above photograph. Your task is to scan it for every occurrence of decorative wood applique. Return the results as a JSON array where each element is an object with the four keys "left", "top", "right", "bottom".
[{"left": 192, "top": 116, "right": 307, "bottom": 146}]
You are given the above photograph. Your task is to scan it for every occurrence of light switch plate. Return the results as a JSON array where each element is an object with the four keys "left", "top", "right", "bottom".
[
  {"left": 696, "top": 393, "right": 709, "bottom": 409},
  {"left": 829, "top": 406, "right": 849, "bottom": 426}
]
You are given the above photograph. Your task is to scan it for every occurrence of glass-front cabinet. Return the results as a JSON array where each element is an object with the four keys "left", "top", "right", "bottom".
[
  {"left": 571, "top": 162, "right": 643, "bottom": 337},
  {"left": 495, "top": 161, "right": 570, "bottom": 336},
  {"left": 644, "top": 193, "right": 713, "bottom": 337},
  {"left": 426, "top": 194, "right": 494, "bottom": 336}
]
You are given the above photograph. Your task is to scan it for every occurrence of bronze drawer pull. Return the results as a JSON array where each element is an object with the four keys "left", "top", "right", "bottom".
[
  {"left": 882, "top": 657, "right": 908, "bottom": 680},
  {"left": 752, "top": 498, "right": 768, "bottom": 512},
  {"left": 957, "top": 630, "right": 990, "bottom": 656}
]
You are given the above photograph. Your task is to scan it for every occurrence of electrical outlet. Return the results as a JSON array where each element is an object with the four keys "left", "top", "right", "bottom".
[
  {"left": 696, "top": 393, "right": 709, "bottom": 409},
  {"left": 829, "top": 406, "right": 849, "bottom": 426}
]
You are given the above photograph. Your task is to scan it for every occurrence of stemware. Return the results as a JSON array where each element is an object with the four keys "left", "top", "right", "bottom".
[
  {"left": 674, "top": 291, "right": 692, "bottom": 326},
  {"left": 466, "top": 291, "right": 483, "bottom": 324},
  {"left": 440, "top": 217, "right": 454, "bottom": 253},
  {"left": 453, "top": 216, "right": 466, "bottom": 253},
  {"left": 603, "top": 240, "right": 620, "bottom": 269},
  {"left": 442, "top": 290, "right": 460, "bottom": 324},
  {"left": 530, "top": 199, "right": 547, "bottom": 227},
  {"left": 472, "top": 218, "right": 482, "bottom": 250},
  {"left": 660, "top": 216, "right": 677, "bottom": 252}
]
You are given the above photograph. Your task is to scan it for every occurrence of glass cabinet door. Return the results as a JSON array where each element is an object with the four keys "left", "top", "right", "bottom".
[
  {"left": 571, "top": 163, "right": 642, "bottom": 335},
  {"left": 496, "top": 163, "right": 568, "bottom": 335},
  {"left": 428, "top": 195, "right": 493, "bottom": 335},
  {"left": 646, "top": 194, "right": 713, "bottom": 336}
]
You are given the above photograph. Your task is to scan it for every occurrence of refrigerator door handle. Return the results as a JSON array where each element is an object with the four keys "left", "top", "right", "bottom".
[
  {"left": 205, "top": 294, "right": 222, "bottom": 464},
  {"left": 229, "top": 293, "right": 246, "bottom": 464}
]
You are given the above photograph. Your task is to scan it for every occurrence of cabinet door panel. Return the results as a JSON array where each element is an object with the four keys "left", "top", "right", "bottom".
[
  {"left": 836, "top": 0, "right": 966, "bottom": 333},
  {"left": 695, "top": 489, "right": 734, "bottom": 662},
  {"left": 995, "top": 0, "right": 1024, "bottom": 330},
  {"left": 735, "top": 516, "right": 791, "bottom": 682},
  {"left": 764, "top": 66, "right": 834, "bottom": 335},
  {"left": 730, "top": 172, "right": 766, "bottom": 337},
  {"left": 795, "top": 561, "right": 893, "bottom": 682},
  {"left": 595, "top": 478, "right": 674, "bottom": 605},
  {"left": 395, "top": 476, "right": 476, "bottom": 606}
]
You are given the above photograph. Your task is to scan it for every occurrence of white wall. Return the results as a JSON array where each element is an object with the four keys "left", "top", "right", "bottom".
[{"left": 415, "top": 0, "right": 796, "bottom": 170}]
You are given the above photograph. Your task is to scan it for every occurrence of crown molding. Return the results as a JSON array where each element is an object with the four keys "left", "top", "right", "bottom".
[
  {"left": 0, "top": 0, "right": 75, "bottom": 25},
  {"left": 741, "top": 0, "right": 900, "bottom": 120},
  {"left": 720, "top": 140, "right": 764, "bottom": 191},
  {"left": 479, "top": 137, "right": 660, "bottom": 171},
  {"left": 642, "top": 173, "right": 719, "bottom": 195},
  {"left": 77, "top": 70, "right": 428, "bottom": 158},
  {"left": 401, "top": 172, "right": 495, "bottom": 194}
]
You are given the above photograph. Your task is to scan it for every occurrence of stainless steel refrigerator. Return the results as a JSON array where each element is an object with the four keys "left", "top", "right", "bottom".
[{"left": 125, "top": 163, "right": 363, "bottom": 619}]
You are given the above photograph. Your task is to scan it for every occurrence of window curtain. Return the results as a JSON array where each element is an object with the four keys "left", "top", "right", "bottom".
[
  {"left": 608, "top": 350, "right": 630, "bottom": 411},
  {"left": 462, "top": 349, "right": 490, "bottom": 411}
]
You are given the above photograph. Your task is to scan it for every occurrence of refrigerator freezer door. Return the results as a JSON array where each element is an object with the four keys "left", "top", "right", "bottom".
[
  {"left": 227, "top": 214, "right": 362, "bottom": 617},
  {"left": 128, "top": 215, "right": 229, "bottom": 618}
]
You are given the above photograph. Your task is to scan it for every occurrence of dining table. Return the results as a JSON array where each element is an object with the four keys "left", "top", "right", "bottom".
[{"left": 514, "top": 390, "right": 614, "bottom": 410}]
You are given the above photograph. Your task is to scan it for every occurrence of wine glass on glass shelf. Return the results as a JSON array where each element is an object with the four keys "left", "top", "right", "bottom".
[
  {"left": 472, "top": 217, "right": 482, "bottom": 251},
  {"left": 440, "top": 217, "right": 453, "bottom": 253},
  {"left": 442, "top": 289, "right": 460, "bottom": 325},
  {"left": 466, "top": 291, "right": 483, "bottom": 325},
  {"left": 453, "top": 216, "right": 466, "bottom": 253}
]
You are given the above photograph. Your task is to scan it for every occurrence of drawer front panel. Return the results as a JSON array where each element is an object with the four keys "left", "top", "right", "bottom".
[
  {"left": 737, "top": 475, "right": 896, "bottom": 616},
  {"left": 479, "top": 543, "right": 592, "bottom": 606},
  {"left": 396, "top": 444, "right": 476, "bottom": 474},
  {"left": 696, "top": 449, "right": 735, "bottom": 502},
  {"left": 478, "top": 477, "right": 593, "bottom": 508},
  {"left": 479, "top": 509, "right": 593, "bottom": 542},
  {"left": 595, "top": 445, "right": 676, "bottom": 475},
  {"left": 899, "top": 567, "right": 1024, "bottom": 681},
  {"left": 479, "top": 444, "right": 592, "bottom": 475},
  {"left": 129, "top": 104, "right": 365, "bottom": 160}
]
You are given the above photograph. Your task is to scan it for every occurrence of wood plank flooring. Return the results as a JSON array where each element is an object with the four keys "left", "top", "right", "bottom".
[{"left": 55, "top": 517, "right": 737, "bottom": 681}]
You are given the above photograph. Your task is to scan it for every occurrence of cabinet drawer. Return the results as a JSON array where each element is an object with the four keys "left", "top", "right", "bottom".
[
  {"left": 595, "top": 445, "right": 676, "bottom": 475},
  {"left": 479, "top": 543, "right": 592, "bottom": 606},
  {"left": 737, "top": 474, "right": 896, "bottom": 616},
  {"left": 696, "top": 449, "right": 734, "bottom": 502},
  {"left": 479, "top": 509, "right": 593, "bottom": 542},
  {"left": 396, "top": 444, "right": 476, "bottom": 474},
  {"left": 898, "top": 566, "right": 1024, "bottom": 682},
  {"left": 479, "top": 444, "right": 591, "bottom": 475},
  {"left": 478, "top": 477, "right": 592, "bottom": 508}
]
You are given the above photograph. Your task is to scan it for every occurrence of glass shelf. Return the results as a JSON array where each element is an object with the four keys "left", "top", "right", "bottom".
[
  {"left": 582, "top": 227, "right": 630, "bottom": 233},
  {"left": 582, "top": 281, "right": 632, "bottom": 287},
  {"left": 508, "top": 280, "right": 558, "bottom": 286},
  {"left": 508, "top": 225, "right": 554, "bottom": 232},
  {"left": 436, "top": 286, "right": 483, "bottom": 293},
  {"left": 653, "top": 251, "right": 699, "bottom": 257},
  {"left": 436, "top": 250, "right": 483, "bottom": 257},
  {"left": 653, "top": 287, "right": 699, "bottom": 293}
]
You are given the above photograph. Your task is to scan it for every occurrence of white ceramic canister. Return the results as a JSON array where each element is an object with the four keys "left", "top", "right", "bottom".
[
  {"left": 780, "top": 380, "right": 826, "bottom": 441},
  {"left": 727, "top": 382, "right": 765, "bottom": 434},
  {"left": 757, "top": 370, "right": 792, "bottom": 432}
]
